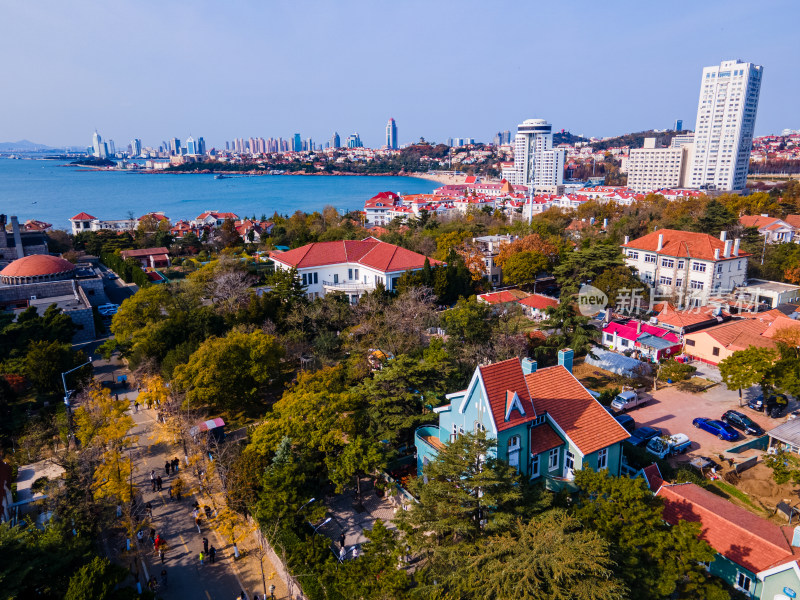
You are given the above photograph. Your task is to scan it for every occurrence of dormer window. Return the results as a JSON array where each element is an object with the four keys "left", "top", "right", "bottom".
[{"left": 505, "top": 391, "right": 525, "bottom": 421}]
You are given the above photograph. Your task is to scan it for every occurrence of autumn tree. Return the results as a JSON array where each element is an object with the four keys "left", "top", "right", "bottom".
[
  {"left": 502, "top": 250, "right": 549, "bottom": 286},
  {"left": 718, "top": 346, "right": 778, "bottom": 405},
  {"left": 172, "top": 327, "right": 284, "bottom": 410},
  {"left": 494, "top": 233, "right": 559, "bottom": 269}
]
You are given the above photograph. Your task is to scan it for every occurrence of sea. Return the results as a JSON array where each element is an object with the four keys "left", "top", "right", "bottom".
[{"left": 0, "top": 158, "right": 438, "bottom": 230}]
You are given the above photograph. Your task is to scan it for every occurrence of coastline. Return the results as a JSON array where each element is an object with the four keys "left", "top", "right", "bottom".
[{"left": 404, "top": 171, "right": 466, "bottom": 185}]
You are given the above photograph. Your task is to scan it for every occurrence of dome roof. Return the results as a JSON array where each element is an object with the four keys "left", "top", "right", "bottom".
[{"left": 1, "top": 255, "right": 76, "bottom": 278}]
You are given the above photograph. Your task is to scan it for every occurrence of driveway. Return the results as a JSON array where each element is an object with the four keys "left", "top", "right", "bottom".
[{"left": 625, "top": 383, "right": 780, "bottom": 458}]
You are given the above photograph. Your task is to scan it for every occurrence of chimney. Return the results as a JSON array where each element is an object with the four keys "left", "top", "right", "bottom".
[
  {"left": 557, "top": 348, "right": 574, "bottom": 373},
  {"left": 10, "top": 216, "right": 23, "bottom": 259},
  {"left": 724, "top": 239, "right": 732, "bottom": 258},
  {"left": 761, "top": 213, "right": 769, "bottom": 217},
  {"left": 720, "top": 231, "right": 727, "bottom": 242},
  {"left": 657, "top": 233, "right": 664, "bottom": 251},
  {"left": 733, "top": 238, "right": 740, "bottom": 257},
  {"left": 521, "top": 357, "right": 537, "bottom": 375},
  {"left": 714, "top": 248, "right": 720, "bottom": 260},
  {"left": 624, "top": 235, "right": 630, "bottom": 244}
]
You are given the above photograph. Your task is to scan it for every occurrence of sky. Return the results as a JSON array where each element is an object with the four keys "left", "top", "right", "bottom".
[{"left": 1, "top": 0, "right": 798, "bottom": 149}]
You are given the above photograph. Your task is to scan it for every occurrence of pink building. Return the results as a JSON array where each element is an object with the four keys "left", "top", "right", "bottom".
[{"left": 602, "top": 319, "right": 681, "bottom": 362}]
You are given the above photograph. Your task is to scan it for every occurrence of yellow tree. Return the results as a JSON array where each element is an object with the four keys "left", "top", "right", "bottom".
[
  {"left": 138, "top": 374, "right": 170, "bottom": 410},
  {"left": 495, "top": 234, "right": 559, "bottom": 269}
]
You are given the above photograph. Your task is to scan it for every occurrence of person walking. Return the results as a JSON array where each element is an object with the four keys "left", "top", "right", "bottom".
[
  {"left": 167, "top": 486, "right": 173, "bottom": 501},
  {"left": 159, "top": 546, "right": 166, "bottom": 564},
  {"left": 202, "top": 537, "right": 209, "bottom": 554},
  {"left": 134, "top": 400, "right": 139, "bottom": 413},
  {"left": 172, "top": 457, "right": 179, "bottom": 472},
  {"left": 208, "top": 545, "right": 216, "bottom": 564},
  {"left": 339, "top": 532, "right": 346, "bottom": 549},
  {"left": 195, "top": 515, "right": 202, "bottom": 534},
  {"left": 151, "top": 477, "right": 156, "bottom": 492},
  {"left": 156, "top": 476, "right": 163, "bottom": 492},
  {"left": 146, "top": 502, "right": 153, "bottom": 519},
  {"left": 160, "top": 569, "right": 168, "bottom": 588},
  {"left": 199, "top": 550, "right": 205, "bottom": 567},
  {"left": 164, "top": 460, "right": 170, "bottom": 476}
]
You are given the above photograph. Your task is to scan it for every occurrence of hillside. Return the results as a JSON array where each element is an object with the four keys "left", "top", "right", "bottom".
[
  {"left": 590, "top": 130, "right": 691, "bottom": 151},
  {"left": 554, "top": 131, "right": 590, "bottom": 145},
  {"left": 0, "top": 140, "right": 55, "bottom": 151}
]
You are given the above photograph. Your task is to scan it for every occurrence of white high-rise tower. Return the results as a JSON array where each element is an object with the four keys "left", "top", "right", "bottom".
[
  {"left": 688, "top": 59, "right": 763, "bottom": 192},
  {"left": 92, "top": 131, "right": 102, "bottom": 158},
  {"left": 511, "top": 119, "right": 564, "bottom": 191},
  {"left": 386, "top": 118, "right": 398, "bottom": 149}
]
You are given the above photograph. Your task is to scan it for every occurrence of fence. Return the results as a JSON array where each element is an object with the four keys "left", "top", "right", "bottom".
[{"left": 249, "top": 516, "right": 307, "bottom": 600}]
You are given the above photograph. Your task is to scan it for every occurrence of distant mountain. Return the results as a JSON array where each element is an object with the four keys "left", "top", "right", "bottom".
[
  {"left": 554, "top": 131, "right": 590, "bottom": 145},
  {"left": 0, "top": 140, "right": 57, "bottom": 151},
  {"left": 590, "top": 130, "right": 693, "bottom": 152}
]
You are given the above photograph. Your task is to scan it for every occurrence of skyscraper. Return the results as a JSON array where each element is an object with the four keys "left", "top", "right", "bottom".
[
  {"left": 197, "top": 137, "right": 206, "bottom": 155},
  {"left": 292, "top": 133, "right": 302, "bottom": 152},
  {"left": 331, "top": 132, "right": 340, "bottom": 149},
  {"left": 347, "top": 133, "right": 362, "bottom": 148},
  {"left": 510, "top": 119, "right": 565, "bottom": 191},
  {"left": 131, "top": 138, "right": 142, "bottom": 157},
  {"left": 186, "top": 136, "right": 198, "bottom": 155},
  {"left": 169, "top": 137, "right": 181, "bottom": 156},
  {"left": 674, "top": 119, "right": 683, "bottom": 132},
  {"left": 107, "top": 140, "right": 116, "bottom": 155},
  {"left": 386, "top": 118, "right": 398, "bottom": 149},
  {"left": 688, "top": 59, "right": 763, "bottom": 192},
  {"left": 92, "top": 131, "right": 102, "bottom": 158}
]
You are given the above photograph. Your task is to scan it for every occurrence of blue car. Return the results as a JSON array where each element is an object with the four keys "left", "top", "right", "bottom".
[{"left": 692, "top": 417, "right": 740, "bottom": 441}]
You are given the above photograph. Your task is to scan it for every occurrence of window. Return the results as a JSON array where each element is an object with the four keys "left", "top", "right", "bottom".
[
  {"left": 531, "top": 455, "right": 540, "bottom": 478},
  {"left": 565, "top": 450, "right": 574, "bottom": 471},
  {"left": 597, "top": 448, "right": 608, "bottom": 470},
  {"left": 620, "top": 339, "right": 629, "bottom": 347},
  {"left": 535, "top": 415, "right": 546, "bottom": 426},
  {"left": 627, "top": 251, "right": 639, "bottom": 260},
  {"left": 474, "top": 421, "right": 485, "bottom": 433},
  {"left": 302, "top": 273, "right": 308, "bottom": 286},
  {"left": 313, "top": 272, "right": 318, "bottom": 284},
  {"left": 691, "top": 262, "right": 707, "bottom": 272},
  {"left": 354, "top": 269, "right": 359, "bottom": 280},
  {"left": 507, "top": 435, "right": 520, "bottom": 450},
  {"left": 712, "top": 347, "right": 720, "bottom": 356},
  {"left": 605, "top": 333, "right": 613, "bottom": 342},
  {"left": 333, "top": 273, "right": 339, "bottom": 284},
  {"left": 686, "top": 339, "right": 695, "bottom": 347},
  {"left": 690, "top": 280, "right": 704, "bottom": 290},
  {"left": 659, "top": 276, "right": 673, "bottom": 286},
  {"left": 676, "top": 278, "right": 683, "bottom": 288},
  {"left": 735, "top": 572, "right": 751, "bottom": 592},
  {"left": 348, "top": 268, "right": 353, "bottom": 280},
  {"left": 548, "top": 448, "right": 559, "bottom": 471},
  {"left": 661, "top": 258, "right": 674, "bottom": 268},
  {"left": 644, "top": 254, "right": 656, "bottom": 263}
]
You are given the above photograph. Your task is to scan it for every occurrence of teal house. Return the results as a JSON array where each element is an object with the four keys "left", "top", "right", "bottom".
[
  {"left": 658, "top": 482, "right": 800, "bottom": 598},
  {"left": 415, "top": 349, "right": 630, "bottom": 488}
]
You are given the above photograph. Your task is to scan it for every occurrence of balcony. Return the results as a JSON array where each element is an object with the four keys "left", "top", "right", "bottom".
[
  {"left": 321, "top": 280, "right": 375, "bottom": 293},
  {"left": 415, "top": 425, "right": 445, "bottom": 452}
]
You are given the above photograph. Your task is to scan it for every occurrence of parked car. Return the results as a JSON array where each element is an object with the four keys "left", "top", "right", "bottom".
[
  {"left": 721, "top": 410, "right": 764, "bottom": 436},
  {"left": 692, "top": 417, "right": 740, "bottom": 441},
  {"left": 748, "top": 392, "right": 789, "bottom": 418},
  {"left": 98, "top": 303, "right": 119, "bottom": 316},
  {"left": 611, "top": 390, "right": 648, "bottom": 412},
  {"left": 628, "top": 426, "right": 662, "bottom": 447},
  {"left": 646, "top": 433, "right": 692, "bottom": 459},
  {"left": 614, "top": 414, "right": 636, "bottom": 435}
]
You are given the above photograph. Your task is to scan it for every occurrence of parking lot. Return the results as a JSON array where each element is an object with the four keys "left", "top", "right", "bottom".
[{"left": 621, "top": 382, "right": 785, "bottom": 459}]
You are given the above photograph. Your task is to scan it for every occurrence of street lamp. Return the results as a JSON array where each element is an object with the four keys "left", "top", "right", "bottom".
[
  {"left": 297, "top": 498, "right": 316, "bottom": 513},
  {"left": 312, "top": 517, "right": 331, "bottom": 534},
  {"left": 310, "top": 517, "right": 331, "bottom": 553},
  {"left": 62, "top": 356, "right": 93, "bottom": 407}
]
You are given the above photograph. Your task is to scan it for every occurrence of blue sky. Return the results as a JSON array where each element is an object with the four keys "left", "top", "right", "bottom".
[{"left": 1, "top": 0, "right": 798, "bottom": 148}]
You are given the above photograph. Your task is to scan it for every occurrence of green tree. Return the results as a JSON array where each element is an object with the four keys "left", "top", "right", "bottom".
[
  {"left": 592, "top": 265, "right": 649, "bottom": 311},
  {"left": 172, "top": 328, "right": 284, "bottom": 410},
  {"left": 441, "top": 296, "right": 494, "bottom": 345},
  {"left": 553, "top": 244, "right": 625, "bottom": 291},
  {"left": 502, "top": 251, "right": 549, "bottom": 287},
  {"left": 536, "top": 300, "right": 598, "bottom": 362},
  {"left": 718, "top": 346, "right": 778, "bottom": 405},
  {"left": 451, "top": 512, "right": 625, "bottom": 600},
  {"left": 24, "top": 341, "right": 89, "bottom": 395},
  {"left": 696, "top": 200, "right": 736, "bottom": 233},
  {"left": 64, "top": 556, "right": 127, "bottom": 600},
  {"left": 326, "top": 435, "right": 386, "bottom": 507},
  {"left": 572, "top": 470, "right": 727, "bottom": 600}
]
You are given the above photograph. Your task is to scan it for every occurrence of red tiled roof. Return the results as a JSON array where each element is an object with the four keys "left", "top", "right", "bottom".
[
  {"left": 784, "top": 215, "right": 800, "bottom": 228},
  {"left": 0, "top": 254, "right": 76, "bottom": 277},
  {"left": 478, "top": 290, "right": 528, "bottom": 304},
  {"left": 120, "top": 247, "right": 170, "bottom": 259},
  {"left": 269, "top": 238, "right": 439, "bottom": 273},
  {"left": 70, "top": 212, "right": 96, "bottom": 221},
  {"left": 517, "top": 294, "right": 559, "bottom": 310},
  {"left": 688, "top": 319, "right": 775, "bottom": 351},
  {"left": 657, "top": 483, "right": 794, "bottom": 573},
  {"left": 530, "top": 422, "right": 564, "bottom": 455},
  {"left": 656, "top": 304, "right": 728, "bottom": 329},
  {"left": 479, "top": 358, "right": 534, "bottom": 432},
  {"left": 642, "top": 464, "right": 663, "bottom": 492},
  {"left": 739, "top": 215, "right": 784, "bottom": 229},
  {"left": 622, "top": 229, "right": 751, "bottom": 261},
  {"left": 763, "top": 315, "right": 800, "bottom": 339},
  {"left": 524, "top": 366, "right": 629, "bottom": 455}
]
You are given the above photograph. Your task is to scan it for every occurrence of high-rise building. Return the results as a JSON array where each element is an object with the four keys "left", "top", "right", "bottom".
[
  {"left": 502, "top": 130, "right": 512, "bottom": 145},
  {"left": 186, "top": 136, "right": 198, "bottom": 155},
  {"left": 169, "top": 137, "right": 181, "bottom": 156},
  {"left": 197, "top": 137, "right": 206, "bottom": 155},
  {"left": 346, "top": 133, "right": 362, "bottom": 148},
  {"left": 510, "top": 119, "right": 565, "bottom": 192},
  {"left": 92, "top": 131, "right": 103, "bottom": 158},
  {"left": 292, "top": 133, "right": 302, "bottom": 152},
  {"left": 674, "top": 119, "right": 683, "bottom": 132},
  {"left": 688, "top": 59, "right": 763, "bottom": 192},
  {"left": 107, "top": 140, "right": 116, "bottom": 155},
  {"left": 626, "top": 137, "right": 693, "bottom": 193},
  {"left": 331, "top": 132, "right": 340, "bottom": 149},
  {"left": 131, "top": 138, "right": 142, "bottom": 157},
  {"left": 386, "top": 118, "right": 398, "bottom": 149}
]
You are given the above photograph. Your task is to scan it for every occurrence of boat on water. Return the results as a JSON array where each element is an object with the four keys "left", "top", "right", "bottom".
[{"left": 214, "top": 174, "right": 227, "bottom": 180}]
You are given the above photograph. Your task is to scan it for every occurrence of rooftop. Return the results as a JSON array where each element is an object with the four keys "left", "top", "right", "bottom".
[
  {"left": 622, "top": 229, "right": 751, "bottom": 261},
  {"left": 0, "top": 254, "right": 76, "bottom": 278}
]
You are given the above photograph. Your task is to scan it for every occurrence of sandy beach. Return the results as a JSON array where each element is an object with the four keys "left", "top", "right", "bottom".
[{"left": 405, "top": 171, "right": 469, "bottom": 185}]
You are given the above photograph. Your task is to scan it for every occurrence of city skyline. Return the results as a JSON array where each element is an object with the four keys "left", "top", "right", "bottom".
[{"left": 1, "top": 1, "right": 798, "bottom": 148}]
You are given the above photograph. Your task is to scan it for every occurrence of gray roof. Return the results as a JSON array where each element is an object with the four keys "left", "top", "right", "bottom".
[
  {"left": 585, "top": 348, "right": 652, "bottom": 378},
  {"left": 767, "top": 419, "right": 800, "bottom": 446},
  {"left": 637, "top": 333, "right": 677, "bottom": 350}
]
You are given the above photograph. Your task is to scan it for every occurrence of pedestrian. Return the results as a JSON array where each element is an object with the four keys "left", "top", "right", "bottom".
[
  {"left": 192, "top": 507, "right": 199, "bottom": 520},
  {"left": 240, "top": 590, "right": 248, "bottom": 600},
  {"left": 269, "top": 584, "right": 276, "bottom": 599},
  {"left": 160, "top": 569, "right": 168, "bottom": 587},
  {"left": 151, "top": 478, "right": 156, "bottom": 492},
  {"left": 150, "top": 528, "right": 156, "bottom": 546},
  {"left": 339, "top": 546, "right": 346, "bottom": 562},
  {"left": 351, "top": 545, "right": 359, "bottom": 559},
  {"left": 115, "top": 393, "right": 119, "bottom": 401},
  {"left": 199, "top": 550, "right": 205, "bottom": 567},
  {"left": 159, "top": 547, "right": 166, "bottom": 563},
  {"left": 195, "top": 516, "right": 202, "bottom": 534},
  {"left": 233, "top": 542, "right": 240, "bottom": 559},
  {"left": 209, "top": 545, "right": 216, "bottom": 564},
  {"left": 172, "top": 457, "right": 179, "bottom": 472},
  {"left": 339, "top": 532, "right": 346, "bottom": 549},
  {"left": 165, "top": 460, "right": 170, "bottom": 476},
  {"left": 146, "top": 502, "right": 153, "bottom": 519},
  {"left": 154, "top": 534, "right": 161, "bottom": 550},
  {"left": 167, "top": 486, "right": 173, "bottom": 501},
  {"left": 202, "top": 537, "right": 209, "bottom": 554},
  {"left": 134, "top": 401, "right": 139, "bottom": 413},
  {"left": 150, "top": 469, "right": 156, "bottom": 482},
  {"left": 156, "top": 476, "right": 163, "bottom": 491},
  {"left": 204, "top": 505, "right": 212, "bottom": 519}
]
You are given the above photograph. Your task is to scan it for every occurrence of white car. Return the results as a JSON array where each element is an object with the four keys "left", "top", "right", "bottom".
[{"left": 98, "top": 303, "right": 119, "bottom": 316}]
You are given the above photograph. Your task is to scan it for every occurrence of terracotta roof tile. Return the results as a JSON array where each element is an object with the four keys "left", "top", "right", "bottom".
[
  {"left": 0, "top": 255, "right": 76, "bottom": 277},
  {"left": 622, "top": 229, "right": 751, "bottom": 261},
  {"left": 657, "top": 483, "right": 794, "bottom": 573},
  {"left": 70, "top": 212, "right": 96, "bottom": 221},
  {"left": 530, "top": 422, "right": 564, "bottom": 455},
  {"left": 516, "top": 294, "right": 559, "bottom": 310},
  {"left": 479, "top": 358, "right": 534, "bottom": 432},
  {"left": 524, "top": 366, "right": 629, "bottom": 455}
]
